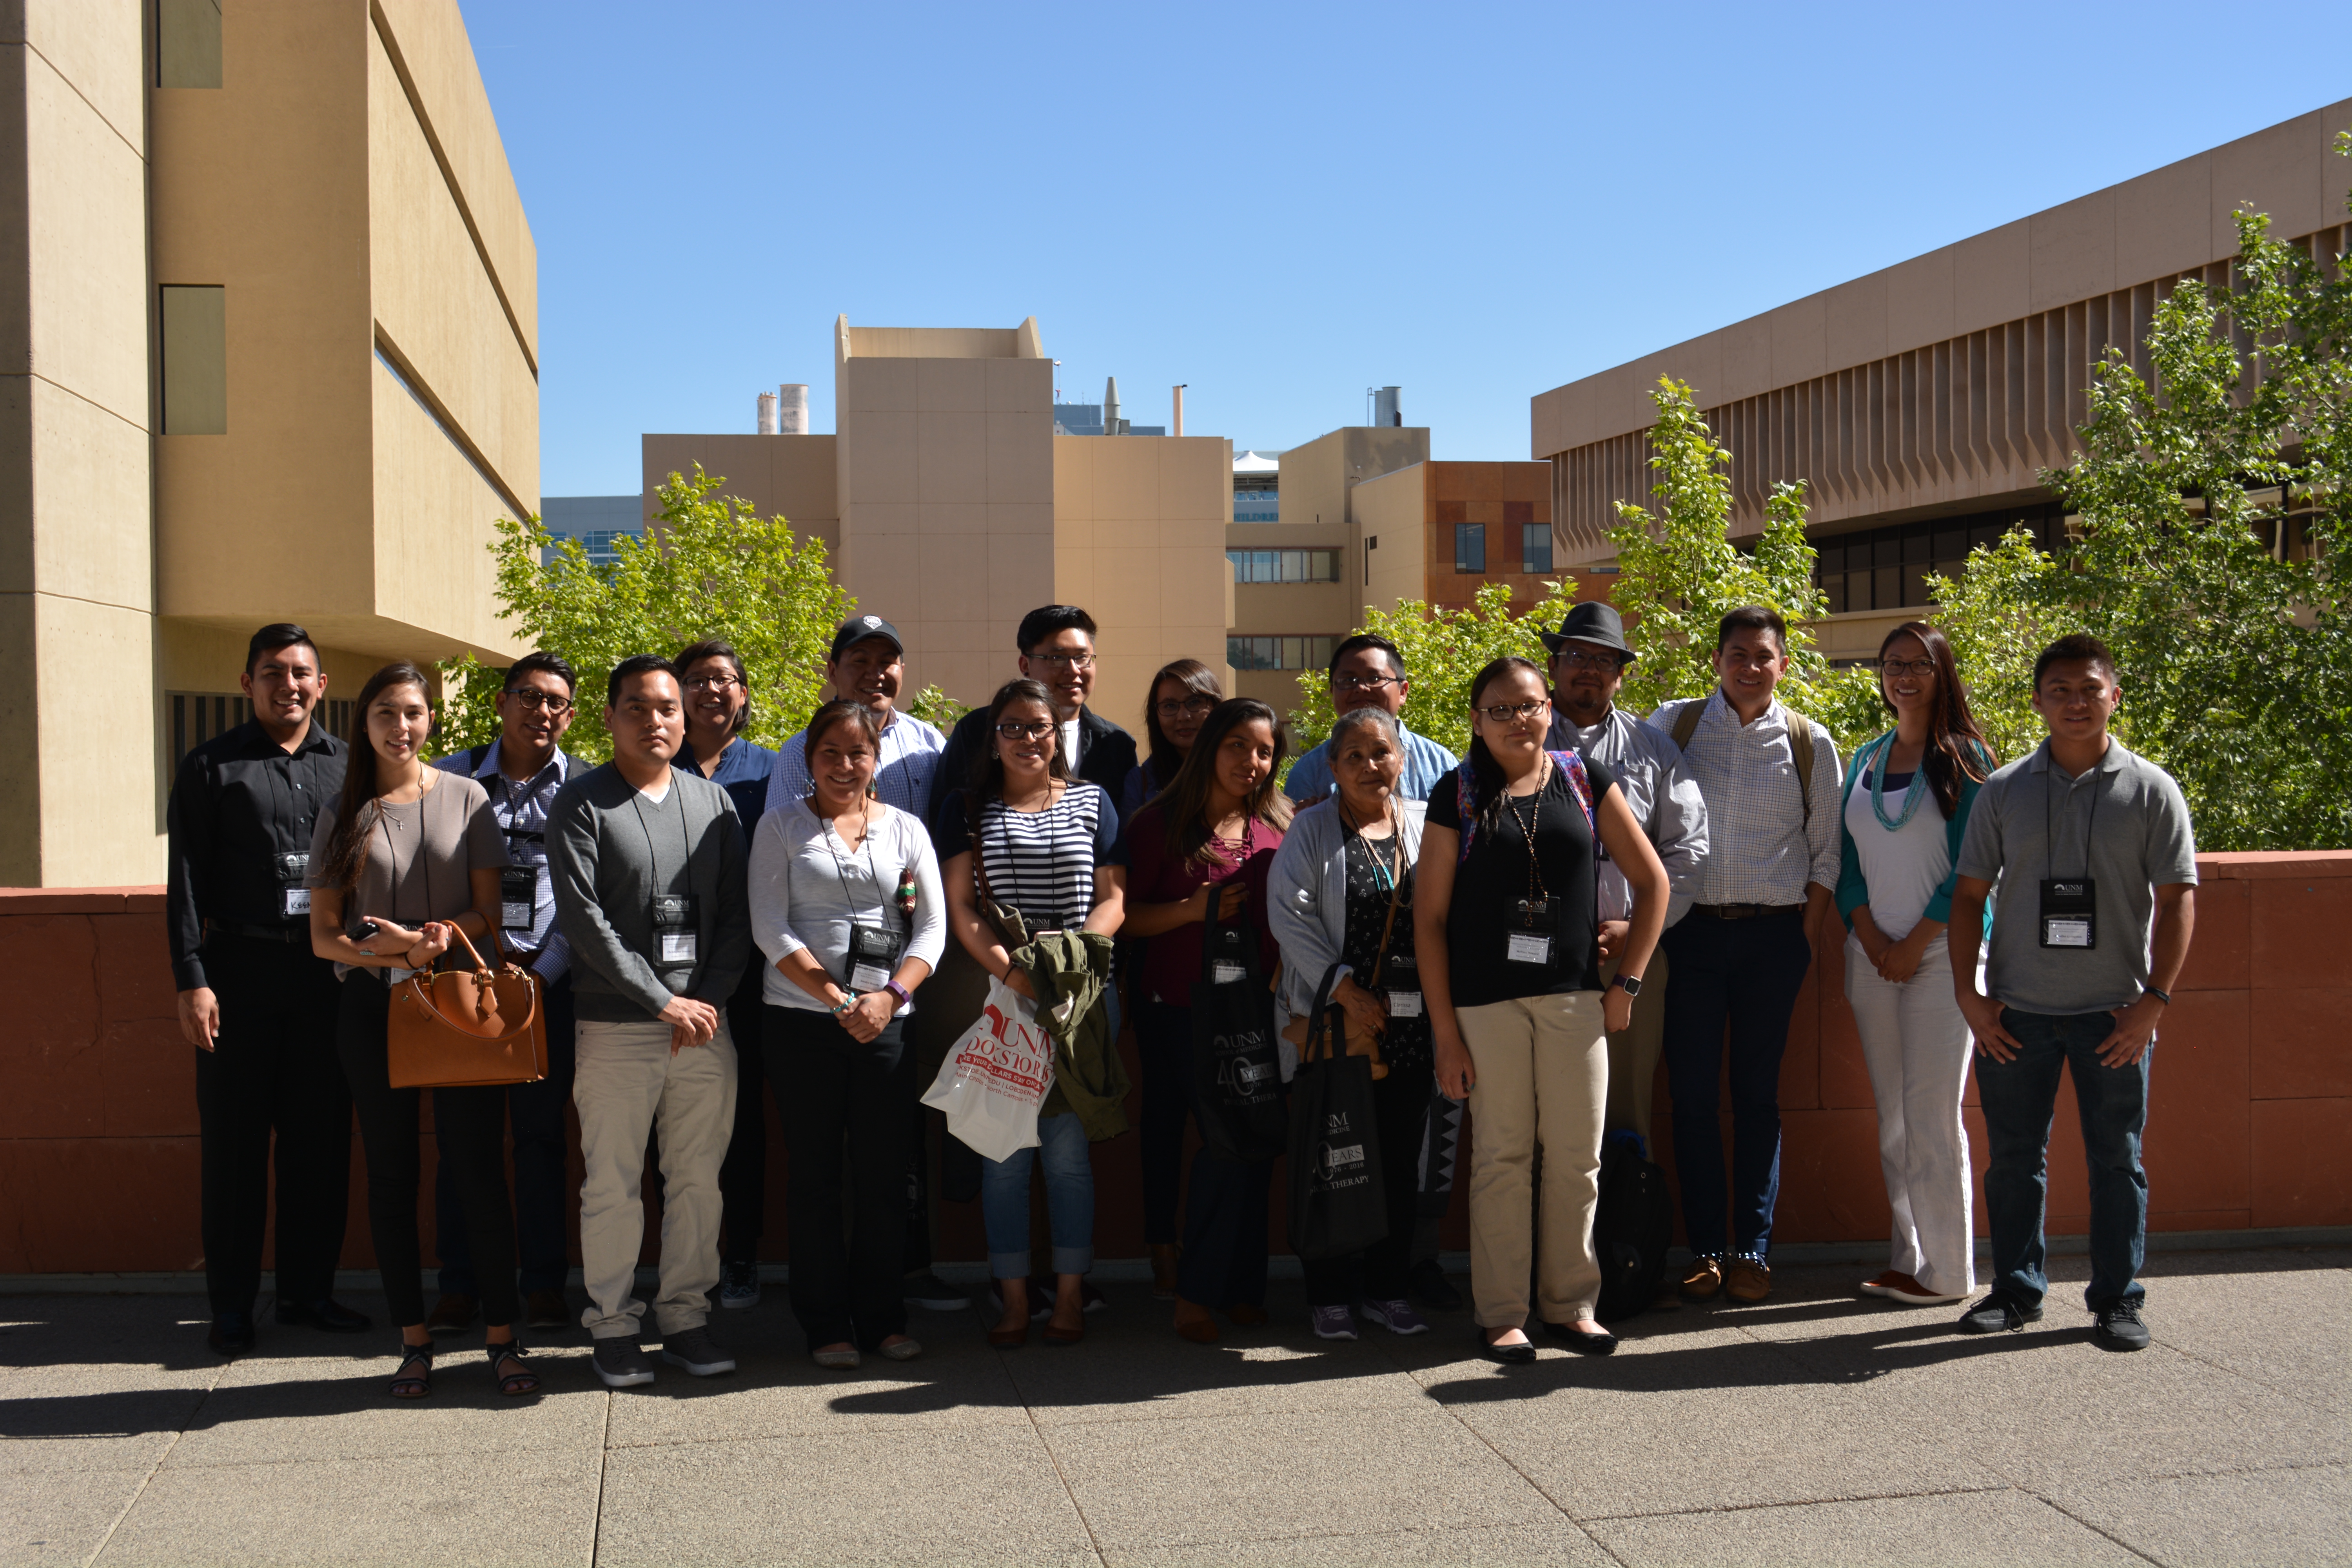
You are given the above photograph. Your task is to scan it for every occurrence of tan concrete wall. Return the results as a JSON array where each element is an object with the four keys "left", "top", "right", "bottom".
[
  {"left": 1352, "top": 463, "right": 1428, "bottom": 615},
  {"left": 1052, "top": 434, "right": 1234, "bottom": 733},
  {"left": 641, "top": 432, "right": 839, "bottom": 555},
  {"left": 0, "top": 0, "right": 160, "bottom": 886}
]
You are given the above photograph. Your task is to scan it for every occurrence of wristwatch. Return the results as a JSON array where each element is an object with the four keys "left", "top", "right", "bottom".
[
  {"left": 2144, "top": 985, "right": 2172, "bottom": 1005},
  {"left": 885, "top": 979, "right": 913, "bottom": 1008},
  {"left": 1612, "top": 972, "right": 1643, "bottom": 997}
]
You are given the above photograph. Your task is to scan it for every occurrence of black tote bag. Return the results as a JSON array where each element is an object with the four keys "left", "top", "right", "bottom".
[
  {"left": 1287, "top": 963, "right": 1389, "bottom": 1260},
  {"left": 1190, "top": 890, "right": 1287, "bottom": 1164}
]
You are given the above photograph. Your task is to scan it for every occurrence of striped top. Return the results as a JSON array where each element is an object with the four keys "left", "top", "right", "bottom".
[{"left": 935, "top": 783, "right": 1123, "bottom": 932}]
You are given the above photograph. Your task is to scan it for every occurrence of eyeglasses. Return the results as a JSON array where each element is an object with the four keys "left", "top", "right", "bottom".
[
  {"left": 1027, "top": 652, "right": 1095, "bottom": 671},
  {"left": 1332, "top": 673, "right": 1401, "bottom": 692},
  {"left": 683, "top": 673, "right": 744, "bottom": 693},
  {"left": 1476, "top": 700, "right": 1550, "bottom": 724},
  {"left": 1878, "top": 657, "right": 1937, "bottom": 678},
  {"left": 503, "top": 689, "right": 574, "bottom": 715},
  {"left": 1155, "top": 696, "right": 1217, "bottom": 720},
  {"left": 995, "top": 722, "right": 1055, "bottom": 740},
  {"left": 1553, "top": 649, "right": 1622, "bottom": 673}
]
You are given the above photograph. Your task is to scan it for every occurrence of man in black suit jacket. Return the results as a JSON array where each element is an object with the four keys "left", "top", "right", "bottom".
[{"left": 926, "top": 604, "right": 1138, "bottom": 837}]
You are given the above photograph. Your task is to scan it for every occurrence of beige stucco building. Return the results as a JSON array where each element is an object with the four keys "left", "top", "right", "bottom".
[
  {"left": 644, "top": 317, "right": 1233, "bottom": 735},
  {"left": 0, "top": 0, "right": 535, "bottom": 886},
  {"left": 1532, "top": 98, "right": 2352, "bottom": 664}
]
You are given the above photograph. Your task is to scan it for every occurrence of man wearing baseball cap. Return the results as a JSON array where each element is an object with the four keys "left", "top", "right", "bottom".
[
  {"left": 765, "top": 616, "right": 947, "bottom": 818},
  {"left": 1543, "top": 602, "right": 1710, "bottom": 1153}
]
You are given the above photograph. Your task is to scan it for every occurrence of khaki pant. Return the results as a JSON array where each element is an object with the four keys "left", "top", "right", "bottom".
[
  {"left": 573, "top": 1016, "right": 738, "bottom": 1340},
  {"left": 1600, "top": 946, "right": 1670, "bottom": 1138},
  {"left": 1458, "top": 990, "right": 1608, "bottom": 1327}
]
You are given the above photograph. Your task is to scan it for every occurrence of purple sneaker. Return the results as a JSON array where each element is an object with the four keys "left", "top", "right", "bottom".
[
  {"left": 1360, "top": 1298, "right": 1430, "bottom": 1336},
  {"left": 1310, "top": 1304, "right": 1357, "bottom": 1340}
]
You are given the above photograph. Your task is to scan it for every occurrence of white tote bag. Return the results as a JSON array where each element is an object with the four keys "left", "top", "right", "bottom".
[{"left": 921, "top": 976, "right": 1056, "bottom": 1164}]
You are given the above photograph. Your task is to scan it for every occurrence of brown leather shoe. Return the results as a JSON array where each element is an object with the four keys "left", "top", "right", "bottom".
[
  {"left": 1173, "top": 1298, "right": 1220, "bottom": 1344},
  {"left": 425, "top": 1292, "right": 478, "bottom": 1338},
  {"left": 987, "top": 1319, "right": 1029, "bottom": 1349},
  {"left": 1677, "top": 1258, "right": 1724, "bottom": 1303},
  {"left": 1149, "top": 1244, "right": 1181, "bottom": 1301},
  {"left": 1227, "top": 1301, "right": 1269, "bottom": 1327},
  {"left": 1724, "top": 1258, "right": 1772, "bottom": 1304},
  {"left": 523, "top": 1289, "right": 570, "bottom": 1330}
]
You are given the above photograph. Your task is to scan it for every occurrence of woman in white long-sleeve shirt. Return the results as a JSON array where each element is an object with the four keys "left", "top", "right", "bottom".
[{"left": 749, "top": 699, "right": 946, "bottom": 1368}]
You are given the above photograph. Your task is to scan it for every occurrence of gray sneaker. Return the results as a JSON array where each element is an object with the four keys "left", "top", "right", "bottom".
[
  {"left": 592, "top": 1337, "right": 655, "bottom": 1388},
  {"left": 660, "top": 1325, "right": 737, "bottom": 1377},
  {"left": 1360, "top": 1298, "right": 1430, "bottom": 1336}
]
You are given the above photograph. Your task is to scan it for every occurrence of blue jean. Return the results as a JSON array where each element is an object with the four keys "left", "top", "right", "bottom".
[
  {"left": 1660, "top": 907, "right": 1814, "bottom": 1259},
  {"left": 436, "top": 973, "right": 575, "bottom": 1296},
  {"left": 981, "top": 1112, "right": 1094, "bottom": 1278},
  {"left": 1976, "top": 1007, "right": 2151, "bottom": 1311}
]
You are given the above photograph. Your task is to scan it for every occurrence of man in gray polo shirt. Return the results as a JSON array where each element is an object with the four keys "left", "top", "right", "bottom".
[{"left": 1946, "top": 634, "right": 2197, "bottom": 1352}]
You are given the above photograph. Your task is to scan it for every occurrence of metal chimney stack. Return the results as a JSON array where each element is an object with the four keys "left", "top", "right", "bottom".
[
  {"left": 1371, "top": 386, "right": 1402, "bottom": 427},
  {"left": 756, "top": 392, "right": 779, "bottom": 434},
  {"left": 1103, "top": 376, "right": 1122, "bottom": 436},
  {"left": 777, "top": 383, "right": 809, "bottom": 434}
]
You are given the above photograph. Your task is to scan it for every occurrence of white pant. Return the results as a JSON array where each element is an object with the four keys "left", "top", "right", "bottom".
[
  {"left": 1844, "top": 935, "right": 1976, "bottom": 1297},
  {"left": 573, "top": 1016, "right": 738, "bottom": 1340}
]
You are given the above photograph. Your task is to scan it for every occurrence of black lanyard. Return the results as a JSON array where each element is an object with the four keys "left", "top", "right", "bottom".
[
  {"left": 630, "top": 775, "right": 694, "bottom": 886},
  {"left": 822, "top": 802, "right": 885, "bottom": 924},
  {"left": 1501, "top": 754, "right": 1553, "bottom": 905}
]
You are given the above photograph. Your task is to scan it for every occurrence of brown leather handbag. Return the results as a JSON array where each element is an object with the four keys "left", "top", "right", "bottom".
[{"left": 386, "top": 926, "right": 548, "bottom": 1089}]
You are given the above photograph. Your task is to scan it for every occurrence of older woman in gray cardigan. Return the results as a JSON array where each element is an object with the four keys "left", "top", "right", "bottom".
[{"left": 1267, "top": 707, "right": 1434, "bottom": 1341}]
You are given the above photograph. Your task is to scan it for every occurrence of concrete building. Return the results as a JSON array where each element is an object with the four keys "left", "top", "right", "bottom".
[
  {"left": 0, "top": 0, "right": 535, "bottom": 886},
  {"left": 643, "top": 317, "right": 1231, "bottom": 731},
  {"left": 1532, "top": 98, "right": 2352, "bottom": 664},
  {"left": 541, "top": 494, "right": 642, "bottom": 566},
  {"left": 1352, "top": 459, "right": 1617, "bottom": 624}
]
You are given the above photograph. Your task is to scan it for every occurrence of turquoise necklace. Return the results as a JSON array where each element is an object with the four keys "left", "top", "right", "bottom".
[{"left": 1869, "top": 733, "right": 1929, "bottom": 832}]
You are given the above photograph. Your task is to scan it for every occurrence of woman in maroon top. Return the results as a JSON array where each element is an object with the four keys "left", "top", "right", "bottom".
[{"left": 1122, "top": 698, "right": 1290, "bottom": 1343}]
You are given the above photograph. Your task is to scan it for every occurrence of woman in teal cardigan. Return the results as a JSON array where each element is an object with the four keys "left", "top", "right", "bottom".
[{"left": 1834, "top": 621, "right": 1996, "bottom": 1308}]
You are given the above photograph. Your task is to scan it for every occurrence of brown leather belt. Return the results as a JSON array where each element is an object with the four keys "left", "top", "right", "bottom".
[{"left": 1689, "top": 902, "right": 1804, "bottom": 921}]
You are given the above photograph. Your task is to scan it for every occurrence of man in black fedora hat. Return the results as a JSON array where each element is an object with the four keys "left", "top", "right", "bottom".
[{"left": 1543, "top": 601, "right": 1710, "bottom": 1160}]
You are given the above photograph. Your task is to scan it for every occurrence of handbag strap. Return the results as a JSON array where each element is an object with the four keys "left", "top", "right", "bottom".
[{"left": 1301, "top": 961, "right": 1347, "bottom": 1066}]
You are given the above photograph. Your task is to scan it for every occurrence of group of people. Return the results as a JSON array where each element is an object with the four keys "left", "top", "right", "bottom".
[{"left": 167, "top": 593, "right": 2197, "bottom": 1396}]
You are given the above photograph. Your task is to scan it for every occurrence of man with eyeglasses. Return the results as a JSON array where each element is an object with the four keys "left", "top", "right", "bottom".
[
  {"left": 1543, "top": 603, "right": 1709, "bottom": 1161},
  {"left": 421, "top": 650, "right": 590, "bottom": 1338},
  {"left": 927, "top": 605, "right": 1137, "bottom": 837},
  {"left": 1282, "top": 634, "right": 1459, "bottom": 806},
  {"left": 1644, "top": 606, "right": 1842, "bottom": 1307}
]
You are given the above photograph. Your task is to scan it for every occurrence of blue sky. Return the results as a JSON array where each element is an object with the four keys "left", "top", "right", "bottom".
[{"left": 462, "top": 2, "right": 2352, "bottom": 500}]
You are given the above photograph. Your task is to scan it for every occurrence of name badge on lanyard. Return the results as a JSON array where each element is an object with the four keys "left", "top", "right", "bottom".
[
  {"left": 2039, "top": 879, "right": 2098, "bottom": 949},
  {"left": 276, "top": 852, "right": 311, "bottom": 917},
  {"left": 653, "top": 893, "right": 699, "bottom": 966},
  {"left": 1506, "top": 896, "right": 1555, "bottom": 966},
  {"left": 499, "top": 866, "right": 538, "bottom": 931},
  {"left": 846, "top": 923, "right": 902, "bottom": 993},
  {"left": 1386, "top": 990, "right": 1424, "bottom": 1018}
]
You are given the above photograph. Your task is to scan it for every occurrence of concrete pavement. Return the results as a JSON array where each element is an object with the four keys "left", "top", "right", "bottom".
[{"left": 2, "top": 1247, "right": 2344, "bottom": 1566}]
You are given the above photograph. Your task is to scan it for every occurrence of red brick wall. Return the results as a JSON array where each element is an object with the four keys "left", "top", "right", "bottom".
[{"left": 2, "top": 853, "right": 2344, "bottom": 1274}]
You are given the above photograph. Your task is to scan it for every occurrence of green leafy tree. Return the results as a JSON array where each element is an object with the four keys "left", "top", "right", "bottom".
[
  {"left": 906, "top": 684, "right": 971, "bottom": 733},
  {"left": 1937, "top": 134, "right": 2352, "bottom": 850},
  {"left": 1606, "top": 377, "right": 1882, "bottom": 748},
  {"left": 1920, "top": 530, "right": 2063, "bottom": 766},
  {"left": 436, "top": 465, "right": 852, "bottom": 762}
]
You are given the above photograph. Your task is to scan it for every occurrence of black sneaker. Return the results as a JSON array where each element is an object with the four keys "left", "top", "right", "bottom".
[
  {"left": 593, "top": 1338, "right": 655, "bottom": 1388},
  {"left": 1411, "top": 1259, "right": 1465, "bottom": 1311},
  {"left": 718, "top": 1261, "right": 760, "bottom": 1311},
  {"left": 1956, "top": 1292, "right": 2043, "bottom": 1334},
  {"left": 2091, "top": 1301, "right": 2151, "bottom": 1352},
  {"left": 660, "top": 1325, "right": 737, "bottom": 1377},
  {"left": 904, "top": 1271, "right": 970, "bottom": 1311}
]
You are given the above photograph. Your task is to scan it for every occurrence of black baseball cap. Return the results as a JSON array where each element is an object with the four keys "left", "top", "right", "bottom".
[{"left": 829, "top": 615, "right": 905, "bottom": 664}]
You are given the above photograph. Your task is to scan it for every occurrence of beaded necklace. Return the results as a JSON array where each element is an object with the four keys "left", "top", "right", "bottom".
[{"left": 1867, "top": 733, "right": 1930, "bottom": 832}]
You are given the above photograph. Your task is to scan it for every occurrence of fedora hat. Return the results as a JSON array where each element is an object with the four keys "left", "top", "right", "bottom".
[{"left": 1540, "top": 600, "right": 1635, "bottom": 661}]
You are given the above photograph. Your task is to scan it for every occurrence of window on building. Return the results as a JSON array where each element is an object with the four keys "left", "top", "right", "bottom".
[
  {"left": 169, "top": 692, "right": 251, "bottom": 769},
  {"left": 1226, "top": 635, "right": 1337, "bottom": 671},
  {"left": 161, "top": 286, "right": 227, "bottom": 434},
  {"left": 1454, "top": 523, "right": 1485, "bottom": 573},
  {"left": 158, "top": 0, "right": 223, "bottom": 88},
  {"left": 1233, "top": 484, "right": 1279, "bottom": 523},
  {"left": 1225, "top": 549, "right": 1339, "bottom": 583},
  {"left": 1522, "top": 523, "right": 1552, "bottom": 574},
  {"left": 1813, "top": 505, "right": 2069, "bottom": 614}
]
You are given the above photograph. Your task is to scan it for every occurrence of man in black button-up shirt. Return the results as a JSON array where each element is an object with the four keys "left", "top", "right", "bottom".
[{"left": 165, "top": 624, "right": 368, "bottom": 1355}]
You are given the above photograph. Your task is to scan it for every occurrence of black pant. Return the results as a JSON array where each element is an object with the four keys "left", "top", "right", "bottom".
[
  {"left": 1303, "top": 1065, "right": 1432, "bottom": 1307},
  {"left": 336, "top": 976, "right": 520, "bottom": 1328},
  {"left": 718, "top": 967, "right": 769, "bottom": 1264},
  {"left": 1136, "top": 1000, "right": 1273, "bottom": 1309},
  {"left": 1136, "top": 989, "right": 1195, "bottom": 1245},
  {"left": 193, "top": 935, "right": 352, "bottom": 1317},
  {"left": 768, "top": 1005, "right": 913, "bottom": 1351},
  {"left": 434, "top": 972, "right": 575, "bottom": 1297}
]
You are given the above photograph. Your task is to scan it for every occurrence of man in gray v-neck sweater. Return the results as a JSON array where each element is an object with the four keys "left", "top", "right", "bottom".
[{"left": 548, "top": 657, "right": 751, "bottom": 1386}]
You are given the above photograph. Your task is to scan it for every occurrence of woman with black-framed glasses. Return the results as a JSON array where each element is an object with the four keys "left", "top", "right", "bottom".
[
  {"left": 1416, "top": 656, "right": 1669, "bottom": 1364},
  {"left": 1122, "top": 658, "right": 1222, "bottom": 822}
]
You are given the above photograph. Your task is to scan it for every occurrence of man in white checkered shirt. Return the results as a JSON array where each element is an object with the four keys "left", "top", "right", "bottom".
[{"left": 1645, "top": 606, "right": 1842, "bottom": 1308}]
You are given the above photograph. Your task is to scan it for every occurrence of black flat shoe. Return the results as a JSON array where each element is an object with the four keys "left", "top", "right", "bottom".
[
  {"left": 276, "top": 1298, "right": 372, "bottom": 1334},
  {"left": 1476, "top": 1328, "right": 1537, "bottom": 1365},
  {"left": 207, "top": 1310, "right": 254, "bottom": 1357},
  {"left": 489, "top": 1342, "right": 541, "bottom": 1396},
  {"left": 1545, "top": 1321, "right": 1618, "bottom": 1356},
  {"left": 389, "top": 1342, "right": 434, "bottom": 1400}
]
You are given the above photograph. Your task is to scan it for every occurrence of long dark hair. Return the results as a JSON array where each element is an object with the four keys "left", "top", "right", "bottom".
[
  {"left": 1141, "top": 657, "right": 1221, "bottom": 794},
  {"left": 1155, "top": 698, "right": 1291, "bottom": 866},
  {"left": 965, "top": 678, "right": 1069, "bottom": 833},
  {"left": 1877, "top": 621, "right": 1994, "bottom": 820},
  {"left": 1464, "top": 655, "right": 1550, "bottom": 829},
  {"left": 323, "top": 661, "right": 432, "bottom": 890},
  {"left": 800, "top": 698, "right": 883, "bottom": 798}
]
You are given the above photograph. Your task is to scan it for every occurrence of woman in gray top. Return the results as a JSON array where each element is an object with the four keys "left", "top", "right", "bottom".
[
  {"left": 749, "top": 700, "right": 947, "bottom": 1368},
  {"left": 309, "top": 662, "right": 529, "bottom": 1401}
]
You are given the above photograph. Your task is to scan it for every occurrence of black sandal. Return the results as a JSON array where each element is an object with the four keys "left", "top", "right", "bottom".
[
  {"left": 390, "top": 1342, "right": 434, "bottom": 1400},
  {"left": 489, "top": 1341, "right": 539, "bottom": 1397}
]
